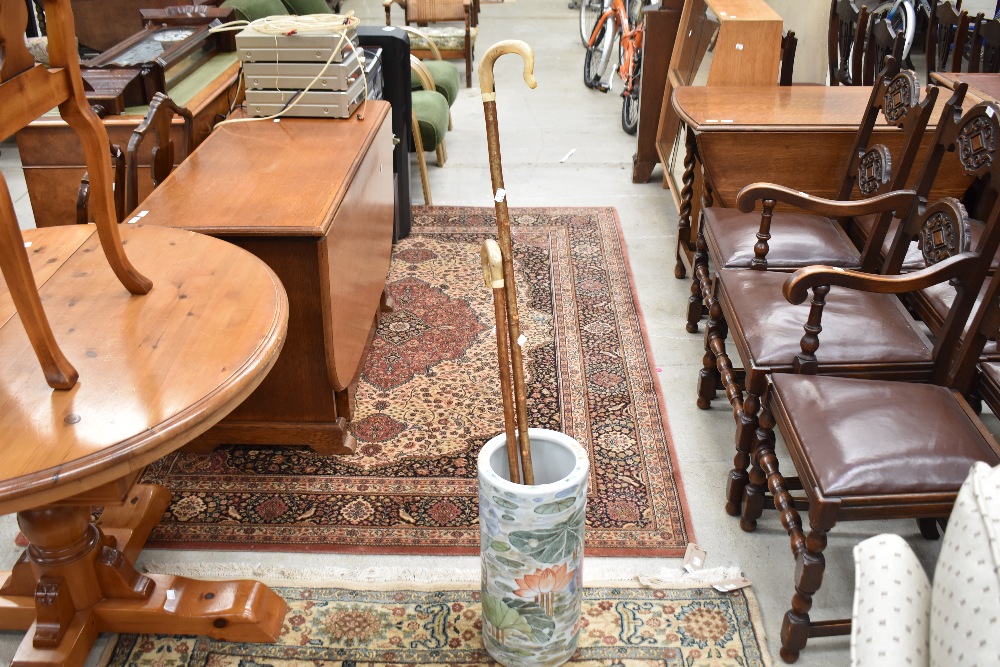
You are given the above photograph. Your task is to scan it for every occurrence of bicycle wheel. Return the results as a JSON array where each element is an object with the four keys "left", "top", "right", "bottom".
[
  {"left": 621, "top": 55, "right": 640, "bottom": 135},
  {"left": 583, "top": 18, "right": 615, "bottom": 89},
  {"left": 579, "top": 0, "right": 608, "bottom": 47}
]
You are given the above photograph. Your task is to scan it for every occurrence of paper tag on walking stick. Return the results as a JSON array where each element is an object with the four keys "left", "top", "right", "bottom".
[
  {"left": 713, "top": 577, "right": 752, "bottom": 592},
  {"left": 683, "top": 543, "right": 707, "bottom": 573},
  {"left": 517, "top": 334, "right": 527, "bottom": 347},
  {"left": 494, "top": 188, "right": 506, "bottom": 203}
]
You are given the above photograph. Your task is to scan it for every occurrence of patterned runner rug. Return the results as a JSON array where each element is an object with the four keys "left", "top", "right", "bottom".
[
  {"left": 99, "top": 580, "right": 770, "bottom": 666},
  {"left": 140, "top": 206, "right": 692, "bottom": 556}
]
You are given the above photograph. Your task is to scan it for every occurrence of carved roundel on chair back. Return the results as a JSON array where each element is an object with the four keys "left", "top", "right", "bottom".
[
  {"left": 857, "top": 145, "right": 893, "bottom": 196},
  {"left": 919, "top": 198, "right": 971, "bottom": 266},
  {"left": 956, "top": 104, "right": 1000, "bottom": 175},
  {"left": 882, "top": 70, "right": 920, "bottom": 126}
]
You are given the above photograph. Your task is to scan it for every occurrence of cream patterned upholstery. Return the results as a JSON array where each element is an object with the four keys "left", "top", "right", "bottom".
[
  {"left": 930, "top": 461, "right": 1000, "bottom": 665},
  {"left": 851, "top": 463, "right": 1000, "bottom": 666},
  {"left": 851, "top": 534, "right": 931, "bottom": 666}
]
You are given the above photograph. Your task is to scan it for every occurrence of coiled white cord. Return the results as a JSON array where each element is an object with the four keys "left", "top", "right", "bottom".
[{"left": 210, "top": 12, "right": 368, "bottom": 125}]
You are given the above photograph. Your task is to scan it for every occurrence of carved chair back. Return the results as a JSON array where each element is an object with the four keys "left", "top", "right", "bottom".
[
  {"left": 792, "top": 100, "right": 1000, "bottom": 379},
  {"left": 926, "top": 0, "right": 972, "bottom": 78},
  {"left": 829, "top": 0, "right": 870, "bottom": 85},
  {"left": 124, "top": 92, "right": 194, "bottom": 215},
  {"left": 970, "top": 15, "right": 1000, "bottom": 73},
  {"left": 853, "top": 66, "right": 940, "bottom": 271},
  {"left": 0, "top": 0, "right": 151, "bottom": 389}
]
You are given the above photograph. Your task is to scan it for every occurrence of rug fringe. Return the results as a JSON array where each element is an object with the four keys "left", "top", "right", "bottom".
[{"left": 138, "top": 559, "right": 744, "bottom": 588}]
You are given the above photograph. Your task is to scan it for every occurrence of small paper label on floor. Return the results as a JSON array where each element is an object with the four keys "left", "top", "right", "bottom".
[
  {"left": 684, "top": 543, "right": 707, "bottom": 573},
  {"left": 713, "top": 577, "right": 751, "bottom": 592}
]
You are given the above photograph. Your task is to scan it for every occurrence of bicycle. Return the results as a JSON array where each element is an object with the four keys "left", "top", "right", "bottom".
[
  {"left": 583, "top": 0, "right": 643, "bottom": 134},
  {"left": 579, "top": 0, "right": 608, "bottom": 47}
]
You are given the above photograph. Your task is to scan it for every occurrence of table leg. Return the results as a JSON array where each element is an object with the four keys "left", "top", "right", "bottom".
[{"left": 0, "top": 501, "right": 287, "bottom": 666}]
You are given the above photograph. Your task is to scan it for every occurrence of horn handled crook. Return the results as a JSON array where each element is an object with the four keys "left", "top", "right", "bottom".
[
  {"left": 480, "top": 40, "right": 536, "bottom": 485},
  {"left": 479, "top": 40, "right": 537, "bottom": 102}
]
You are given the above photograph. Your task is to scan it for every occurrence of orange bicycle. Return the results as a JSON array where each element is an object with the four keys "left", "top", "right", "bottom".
[{"left": 583, "top": 0, "right": 643, "bottom": 134}]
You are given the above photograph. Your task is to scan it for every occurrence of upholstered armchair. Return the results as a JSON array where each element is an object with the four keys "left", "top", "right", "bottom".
[
  {"left": 410, "top": 56, "right": 450, "bottom": 204},
  {"left": 851, "top": 462, "right": 1000, "bottom": 666},
  {"left": 385, "top": 0, "right": 478, "bottom": 86}
]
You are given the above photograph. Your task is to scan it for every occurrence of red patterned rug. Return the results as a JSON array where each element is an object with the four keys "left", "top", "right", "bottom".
[{"left": 140, "top": 206, "right": 693, "bottom": 556}]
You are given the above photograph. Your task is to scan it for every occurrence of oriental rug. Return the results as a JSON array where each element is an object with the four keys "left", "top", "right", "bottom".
[
  {"left": 140, "top": 206, "right": 692, "bottom": 556},
  {"left": 100, "top": 580, "right": 770, "bottom": 666}
]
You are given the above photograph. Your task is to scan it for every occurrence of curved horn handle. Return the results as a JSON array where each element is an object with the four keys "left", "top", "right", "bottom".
[
  {"left": 481, "top": 239, "right": 504, "bottom": 290},
  {"left": 479, "top": 40, "right": 536, "bottom": 100}
]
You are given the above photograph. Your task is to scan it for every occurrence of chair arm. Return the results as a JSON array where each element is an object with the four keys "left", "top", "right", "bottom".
[
  {"left": 399, "top": 25, "right": 443, "bottom": 59},
  {"left": 783, "top": 252, "right": 977, "bottom": 305},
  {"left": 736, "top": 183, "right": 917, "bottom": 219},
  {"left": 410, "top": 55, "right": 436, "bottom": 91},
  {"left": 851, "top": 534, "right": 930, "bottom": 667}
]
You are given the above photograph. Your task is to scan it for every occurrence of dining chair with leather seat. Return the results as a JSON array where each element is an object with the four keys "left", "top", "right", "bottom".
[
  {"left": 702, "top": 99, "right": 1000, "bottom": 525},
  {"left": 687, "top": 59, "right": 933, "bottom": 334},
  {"left": 746, "top": 195, "right": 1000, "bottom": 662}
]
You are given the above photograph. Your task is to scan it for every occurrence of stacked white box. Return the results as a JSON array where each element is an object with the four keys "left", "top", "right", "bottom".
[{"left": 235, "top": 23, "right": 365, "bottom": 118}]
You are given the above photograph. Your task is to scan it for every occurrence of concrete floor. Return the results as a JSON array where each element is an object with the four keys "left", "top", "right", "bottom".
[{"left": 0, "top": 1, "right": 949, "bottom": 664}]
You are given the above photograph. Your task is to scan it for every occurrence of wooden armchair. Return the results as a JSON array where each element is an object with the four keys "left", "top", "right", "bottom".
[
  {"left": 700, "top": 98, "right": 1000, "bottom": 529},
  {"left": 686, "top": 59, "right": 932, "bottom": 333},
  {"left": 925, "top": 0, "right": 972, "bottom": 80},
  {"left": 410, "top": 55, "right": 450, "bottom": 204},
  {"left": 124, "top": 92, "right": 194, "bottom": 215},
  {"left": 385, "top": 0, "right": 478, "bottom": 87},
  {"left": 398, "top": 25, "right": 459, "bottom": 130},
  {"left": 747, "top": 194, "right": 1000, "bottom": 661},
  {"left": 829, "top": 0, "right": 870, "bottom": 85}
]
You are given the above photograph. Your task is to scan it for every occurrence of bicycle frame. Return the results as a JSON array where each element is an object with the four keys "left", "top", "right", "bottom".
[{"left": 587, "top": 0, "right": 643, "bottom": 96}]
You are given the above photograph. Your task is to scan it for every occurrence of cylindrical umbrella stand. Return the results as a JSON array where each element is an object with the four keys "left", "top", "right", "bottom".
[{"left": 478, "top": 428, "right": 589, "bottom": 667}]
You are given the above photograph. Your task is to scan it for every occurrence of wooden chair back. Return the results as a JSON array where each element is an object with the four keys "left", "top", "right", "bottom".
[
  {"left": 926, "top": 0, "right": 971, "bottom": 78},
  {"left": 76, "top": 143, "right": 125, "bottom": 224},
  {"left": 970, "top": 15, "right": 1000, "bottom": 73},
  {"left": 862, "top": 17, "right": 904, "bottom": 86},
  {"left": 0, "top": 0, "right": 151, "bottom": 389},
  {"left": 124, "top": 92, "right": 194, "bottom": 215},
  {"left": 779, "top": 30, "right": 797, "bottom": 86},
  {"left": 829, "top": 0, "right": 870, "bottom": 85}
]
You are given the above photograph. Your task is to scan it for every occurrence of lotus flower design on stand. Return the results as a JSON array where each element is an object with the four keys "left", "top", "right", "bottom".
[{"left": 513, "top": 564, "right": 576, "bottom": 615}]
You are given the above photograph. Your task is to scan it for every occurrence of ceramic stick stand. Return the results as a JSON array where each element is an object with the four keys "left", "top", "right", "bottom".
[{"left": 477, "top": 428, "right": 589, "bottom": 667}]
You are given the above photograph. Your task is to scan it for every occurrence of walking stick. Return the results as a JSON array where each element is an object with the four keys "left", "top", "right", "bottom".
[{"left": 480, "top": 41, "right": 537, "bottom": 485}]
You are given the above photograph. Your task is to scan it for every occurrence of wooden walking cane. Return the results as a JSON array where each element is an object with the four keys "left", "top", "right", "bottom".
[{"left": 480, "top": 40, "right": 537, "bottom": 485}]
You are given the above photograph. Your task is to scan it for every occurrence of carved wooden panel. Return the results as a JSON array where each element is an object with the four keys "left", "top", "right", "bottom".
[
  {"left": 883, "top": 70, "right": 920, "bottom": 125},
  {"left": 957, "top": 105, "right": 1000, "bottom": 175},
  {"left": 919, "top": 197, "right": 971, "bottom": 266},
  {"left": 857, "top": 144, "right": 892, "bottom": 196}
]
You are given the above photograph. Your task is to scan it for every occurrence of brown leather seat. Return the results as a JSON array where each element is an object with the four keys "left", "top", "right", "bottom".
[
  {"left": 771, "top": 374, "right": 999, "bottom": 497},
  {"left": 704, "top": 208, "right": 861, "bottom": 270},
  {"left": 914, "top": 280, "right": 1000, "bottom": 357},
  {"left": 720, "top": 269, "right": 933, "bottom": 368}
]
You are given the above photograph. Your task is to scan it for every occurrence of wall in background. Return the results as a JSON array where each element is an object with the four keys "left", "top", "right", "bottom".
[{"left": 767, "top": 0, "right": 829, "bottom": 83}]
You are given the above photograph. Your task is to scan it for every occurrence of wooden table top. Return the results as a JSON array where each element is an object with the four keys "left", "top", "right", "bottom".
[
  {"left": 930, "top": 71, "right": 1000, "bottom": 103},
  {"left": 0, "top": 224, "right": 288, "bottom": 515},
  {"left": 671, "top": 85, "right": 884, "bottom": 131},
  {"left": 138, "top": 101, "right": 391, "bottom": 237}
]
